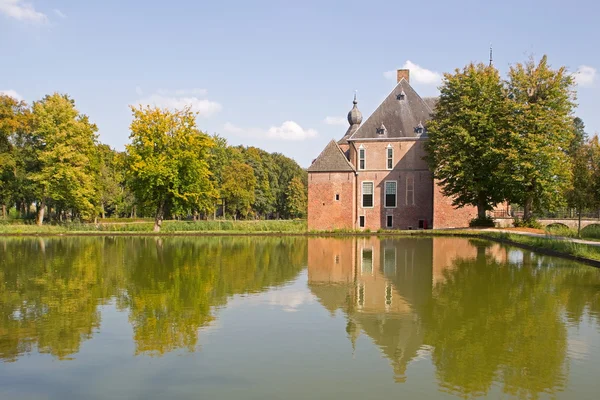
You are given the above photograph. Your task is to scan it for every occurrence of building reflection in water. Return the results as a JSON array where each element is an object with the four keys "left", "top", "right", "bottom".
[{"left": 306, "top": 236, "right": 584, "bottom": 396}]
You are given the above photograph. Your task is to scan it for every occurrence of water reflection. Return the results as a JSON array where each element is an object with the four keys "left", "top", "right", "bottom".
[
  {"left": 1, "top": 236, "right": 599, "bottom": 398},
  {"left": 0, "top": 237, "right": 307, "bottom": 360},
  {"left": 307, "top": 237, "right": 600, "bottom": 397}
]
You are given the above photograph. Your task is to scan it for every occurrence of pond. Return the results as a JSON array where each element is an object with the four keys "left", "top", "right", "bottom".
[{"left": 1, "top": 236, "right": 599, "bottom": 399}]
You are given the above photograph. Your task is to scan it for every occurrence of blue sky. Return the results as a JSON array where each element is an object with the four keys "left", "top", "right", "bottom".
[{"left": 1, "top": 0, "right": 598, "bottom": 167}]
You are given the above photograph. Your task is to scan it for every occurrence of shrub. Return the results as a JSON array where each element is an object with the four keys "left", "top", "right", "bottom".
[
  {"left": 513, "top": 217, "right": 542, "bottom": 229},
  {"left": 469, "top": 216, "right": 496, "bottom": 228}
]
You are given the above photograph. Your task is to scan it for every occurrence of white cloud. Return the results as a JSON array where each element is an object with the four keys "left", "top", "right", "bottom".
[
  {"left": 573, "top": 65, "right": 597, "bottom": 87},
  {"left": 0, "top": 0, "right": 48, "bottom": 23},
  {"left": 157, "top": 88, "right": 208, "bottom": 96},
  {"left": 384, "top": 60, "right": 442, "bottom": 85},
  {"left": 53, "top": 8, "right": 66, "bottom": 18},
  {"left": 324, "top": 116, "right": 347, "bottom": 126},
  {"left": 0, "top": 89, "right": 23, "bottom": 101},
  {"left": 224, "top": 121, "right": 318, "bottom": 141},
  {"left": 134, "top": 92, "right": 222, "bottom": 117}
]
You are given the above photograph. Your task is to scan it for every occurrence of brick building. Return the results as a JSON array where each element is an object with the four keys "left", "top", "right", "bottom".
[{"left": 307, "top": 69, "right": 476, "bottom": 231}]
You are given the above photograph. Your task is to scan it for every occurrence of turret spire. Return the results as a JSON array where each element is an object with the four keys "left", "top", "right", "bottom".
[{"left": 347, "top": 91, "right": 362, "bottom": 126}]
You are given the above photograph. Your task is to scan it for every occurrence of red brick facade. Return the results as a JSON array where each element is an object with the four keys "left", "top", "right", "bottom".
[
  {"left": 308, "top": 171, "right": 355, "bottom": 231},
  {"left": 307, "top": 69, "right": 477, "bottom": 231}
]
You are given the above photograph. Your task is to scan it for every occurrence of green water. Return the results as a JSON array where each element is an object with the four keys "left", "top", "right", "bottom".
[{"left": 0, "top": 236, "right": 599, "bottom": 399}]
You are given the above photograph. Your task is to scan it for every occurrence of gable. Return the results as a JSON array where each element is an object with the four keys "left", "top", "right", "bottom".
[
  {"left": 349, "top": 79, "right": 433, "bottom": 140},
  {"left": 308, "top": 140, "right": 356, "bottom": 173}
]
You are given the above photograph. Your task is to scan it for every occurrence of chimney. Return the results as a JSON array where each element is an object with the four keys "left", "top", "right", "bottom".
[{"left": 397, "top": 69, "right": 409, "bottom": 83}]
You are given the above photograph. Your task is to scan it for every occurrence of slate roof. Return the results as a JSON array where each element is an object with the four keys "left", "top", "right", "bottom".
[
  {"left": 349, "top": 78, "right": 434, "bottom": 140},
  {"left": 337, "top": 124, "right": 359, "bottom": 145},
  {"left": 307, "top": 139, "right": 356, "bottom": 172}
]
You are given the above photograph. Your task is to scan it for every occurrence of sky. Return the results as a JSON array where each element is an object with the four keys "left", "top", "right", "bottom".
[{"left": 1, "top": 0, "right": 598, "bottom": 167}]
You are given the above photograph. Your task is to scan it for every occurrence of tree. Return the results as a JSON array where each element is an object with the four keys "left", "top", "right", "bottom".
[
  {"left": 30, "top": 94, "right": 99, "bottom": 225},
  {"left": 96, "top": 144, "right": 124, "bottom": 218},
  {"left": 285, "top": 176, "right": 307, "bottom": 218},
  {"left": 221, "top": 160, "right": 256, "bottom": 219},
  {"left": 126, "top": 106, "right": 216, "bottom": 231},
  {"left": 505, "top": 56, "right": 576, "bottom": 221},
  {"left": 0, "top": 95, "right": 27, "bottom": 218},
  {"left": 425, "top": 63, "right": 510, "bottom": 219}
]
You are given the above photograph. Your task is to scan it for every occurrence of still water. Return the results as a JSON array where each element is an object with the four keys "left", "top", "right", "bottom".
[{"left": 1, "top": 236, "right": 599, "bottom": 399}]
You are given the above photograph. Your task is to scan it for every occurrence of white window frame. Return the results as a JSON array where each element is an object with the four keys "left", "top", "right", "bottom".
[
  {"left": 361, "top": 247, "right": 374, "bottom": 275},
  {"left": 357, "top": 283, "right": 365, "bottom": 308},
  {"left": 383, "top": 247, "right": 397, "bottom": 275},
  {"left": 334, "top": 193, "right": 340, "bottom": 201},
  {"left": 384, "top": 180, "right": 397, "bottom": 209},
  {"left": 362, "top": 181, "right": 374, "bottom": 209},
  {"left": 406, "top": 175, "right": 414, "bottom": 206},
  {"left": 385, "top": 283, "right": 393, "bottom": 308},
  {"left": 358, "top": 145, "right": 366, "bottom": 170},
  {"left": 386, "top": 145, "right": 393, "bottom": 170}
]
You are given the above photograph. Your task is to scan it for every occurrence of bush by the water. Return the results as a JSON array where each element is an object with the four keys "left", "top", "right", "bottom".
[
  {"left": 513, "top": 217, "right": 542, "bottom": 229},
  {"left": 469, "top": 216, "right": 496, "bottom": 228}
]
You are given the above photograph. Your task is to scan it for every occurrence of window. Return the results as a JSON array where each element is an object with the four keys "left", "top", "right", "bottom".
[
  {"left": 384, "top": 247, "right": 396, "bottom": 275},
  {"left": 362, "top": 182, "right": 373, "bottom": 208},
  {"left": 387, "top": 146, "right": 393, "bottom": 169},
  {"left": 386, "top": 215, "right": 393, "bottom": 228},
  {"left": 406, "top": 176, "right": 414, "bottom": 205},
  {"left": 359, "top": 147, "right": 366, "bottom": 170},
  {"left": 359, "top": 216, "right": 365, "bottom": 227},
  {"left": 361, "top": 249, "right": 373, "bottom": 274},
  {"left": 335, "top": 194, "right": 340, "bottom": 201},
  {"left": 418, "top": 219, "right": 425, "bottom": 229},
  {"left": 357, "top": 283, "right": 365, "bottom": 307},
  {"left": 385, "top": 284, "right": 393, "bottom": 307},
  {"left": 385, "top": 181, "right": 397, "bottom": 208}
]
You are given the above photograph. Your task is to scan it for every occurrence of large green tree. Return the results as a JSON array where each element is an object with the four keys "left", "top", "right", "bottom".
[
  {"left": 505, "top": 56, "right": 576, "bottom": 221},
  {"left": 425, "top": 63, "right": 510, "bottom": 219},
  {"left": 285, "top": 176, "right": 307, "bottom": 218},
  {"left": 30, "top": 94, "right": 99, "bottom": 225},
  {"left": 221, "top": 160, "right": 256, "bottom": 219},
  {"left": 126, "top": 106, "right": 216, "bottom": 231}
]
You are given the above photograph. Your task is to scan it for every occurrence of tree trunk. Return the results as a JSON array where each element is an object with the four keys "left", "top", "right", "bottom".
[
  {"left": 1, "top": 204, "right": 5, "bottom": 219},
  {"left": 523, "top": 196, "right": 534, "bottom": 221},
  {"left": 578, "top": 207, "right": 582, "bottom": 237},
  {"left": 154, "top": 201, "right": 165, "bottom": 232},
  {"left": 101, "top": 204, "right": 106, "bottom": 219},
  {"left": 36, "top": 199, "right": 45, "bottom": 226},
  {"left": 476, "top": 193, "right": 487, "bottom": 220}
]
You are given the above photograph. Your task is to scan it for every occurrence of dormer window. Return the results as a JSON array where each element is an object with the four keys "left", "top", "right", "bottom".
[
  {"left": 414, "top": 121, "right": 425, "bottom": 136},
  {"left": 397, "top": 90, "right": 406, "bottom": 101},
  {"left": 376, "top": 123, "right": 387, "bottom": 135}
]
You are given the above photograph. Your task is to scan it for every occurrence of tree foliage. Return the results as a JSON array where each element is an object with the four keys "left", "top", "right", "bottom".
[
  {"left": 221, "top": 160, "right": 256, "bottom": 219},
  {"left": 285, "top": 176, "right": 307, "bottom": 218},
  {"left": 425, "top": 63, "right": 509, "bottom": 218},
  {"left": 126, "top": 106, "right": 216, "bottom": 231},
  {"left": 30, "top": 94, "right": 99, "bottom": 225},
  {"left": 505, "top": 56, "right": 576, "bottom": 220}
]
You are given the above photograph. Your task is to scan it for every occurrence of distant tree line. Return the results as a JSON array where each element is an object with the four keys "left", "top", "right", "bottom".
[
  {"left": 425, "top": 55, "right": 599, "bottom": 232},
  {"left": 0, "top": 95, "right": 307, "bottom": 231}
]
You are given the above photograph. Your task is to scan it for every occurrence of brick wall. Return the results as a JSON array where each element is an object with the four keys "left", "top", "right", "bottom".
[
  {"left": 432, "top": 180, "right": 477, "bottom": 228},
  {"left": 352, "top": 139, "right": 433, "bottom": 230},
  {"left": 308, "top": 171, "right": 356, "bottom": 231}
]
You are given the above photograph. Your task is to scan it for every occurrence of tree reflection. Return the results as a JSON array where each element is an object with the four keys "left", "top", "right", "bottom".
[
  {"left": 0, "top": 237, "right": 306, "bottom": 360},
  {"left": 307, "top": 237, "right": 600, "bottom": 398},
  {"left": 0, "top": 238, "right": 124, "bottom": 361}
]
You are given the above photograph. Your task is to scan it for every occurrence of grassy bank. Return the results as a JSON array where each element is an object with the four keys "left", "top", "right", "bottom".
[
  {"left": 1, "top": 222, "right": 600, "bottom": 266},
  {"left": 0, "top": 219, "right": 307, "bottom": 234}
]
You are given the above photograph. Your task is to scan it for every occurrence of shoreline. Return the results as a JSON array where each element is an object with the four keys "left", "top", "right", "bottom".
[{"left": 2, "top": 228, "right": 600, "bottom": 268}]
